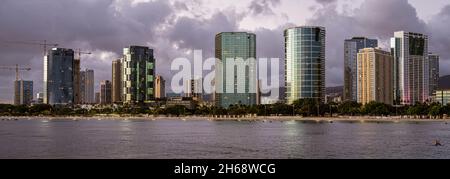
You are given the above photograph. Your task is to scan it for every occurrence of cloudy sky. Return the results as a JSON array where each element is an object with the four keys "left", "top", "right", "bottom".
[{"left": 1, "top": 0, "right": 450, "bottom": 103}]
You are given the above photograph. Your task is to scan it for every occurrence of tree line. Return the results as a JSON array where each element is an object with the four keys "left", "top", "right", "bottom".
[{"left": 1, "top": 99, "right": 450, "bottom": 119}]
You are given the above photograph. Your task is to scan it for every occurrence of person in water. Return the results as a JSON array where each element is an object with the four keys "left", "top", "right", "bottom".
[{"left": 434, "top": 140, "right": 442, "bottom": 146}]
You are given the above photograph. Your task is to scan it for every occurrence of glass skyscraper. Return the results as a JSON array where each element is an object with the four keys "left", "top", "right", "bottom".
[
  {"left": 391, "top": 31, "right": 429, "bottom": 105},
  {"left": 44, "top": 48, "right": 75, "bottom": 105},
  {"left": 344, "top": 37, "right": 378, "bottom": 102},
  {"left": 284, "top": 26, "right": 326, "bottom": 104},
  {"left": 215, "top": 32, "right": 257, "bottom": 108},
  {"left": 122, "top": 46, "right": 155, "bottom": 105}
]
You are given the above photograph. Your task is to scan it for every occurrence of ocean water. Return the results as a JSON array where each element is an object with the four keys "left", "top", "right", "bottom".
[{"left": 1, "top": 118, "right": 449, "bottom": 159}]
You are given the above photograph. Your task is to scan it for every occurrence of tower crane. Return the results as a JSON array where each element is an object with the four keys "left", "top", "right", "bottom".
[
  {"left": 0, "top": 40, "right": 58, "bottom": 56},
  {"left": 75, "top": 49, "right": 92, "bottom": 60},
  {"left": 0, "top": 64, "right": 31, "bottom": 81}
]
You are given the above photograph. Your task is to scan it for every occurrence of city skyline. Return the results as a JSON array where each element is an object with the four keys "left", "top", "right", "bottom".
[
  {"left": 1, "top": 0, "right": 450, "bottom": 103},
  {"left": 23, "top": 28, "right": 438, "bottom": 106}
]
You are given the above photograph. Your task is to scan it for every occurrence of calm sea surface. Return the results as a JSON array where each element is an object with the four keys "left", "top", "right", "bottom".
[{"left": 1, "top": 118, "right": 450, "bottom": 159}]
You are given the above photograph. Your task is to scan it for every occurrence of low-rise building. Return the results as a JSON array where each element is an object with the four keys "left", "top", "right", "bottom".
[
  {"left": 433, "top": 90, "right": 450, "bottom": 105},
  {"left": 166, "top": 97, "right": 196, "bottom": 109}
]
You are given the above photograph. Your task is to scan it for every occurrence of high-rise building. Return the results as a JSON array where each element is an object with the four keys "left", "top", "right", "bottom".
[
  {"left": 285, "top": 26, "right": 326, "bottom": 104},
  {"left": 112, "top": 59, "right": 122, "bottom": 103},
  {"left": 79, "top": 70, "right": 86, "bottom": 104},
  {"left": 84, "top": 69, "right": 95, "bottom": 104},
  {"left": 122, "top": 46, "right": 155, "bottom": 105},
  {"left": 185, "top": 78, "right": 203, "bottom": 101},
  {"left": 155, "top": 75, "right": 166, "bottom": 99},
  {"left": 215, "top": 32, "right": 257, "bottom": 108},
  {"left": 44, "top": 48, "right": 74, "bottom": 105},
  {"left": 344, "top": 37, "right": 378, "bottom": 101},
  {"left": 95, "top": 92, "right": 100, "bottom": 104},
  {"left": 79, "top": 69, "right": 95, "bottom": 104},
  {"left": 256, "top": 80, "right": 261, "bottom": 105},
  {"left": 357, "top": 48, "right": 394, "bottom": 105},
  {"left": 100, "top": 80, "right": 112, "bottom": 104},
  {"left": 429, "top": 53, "right": 440, "bottom": 96},
  {"left": 73, "top": 59, "right": 81, "bottom": 104},
  {"left": 14, "top": 80, "right": 33, "bottom": 105},
  {"left": 391, "top": 31, "right": 429, "bottom": 105}
]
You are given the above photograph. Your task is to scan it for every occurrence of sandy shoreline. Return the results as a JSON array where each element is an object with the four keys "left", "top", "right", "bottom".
[{"left": 1, "top": 115, "right": 450, "bottom": 123}]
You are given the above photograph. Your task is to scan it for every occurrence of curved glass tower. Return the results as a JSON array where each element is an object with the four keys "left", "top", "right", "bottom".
[{"left": 284, "top": 26, "right": 326, "bottom": 104}]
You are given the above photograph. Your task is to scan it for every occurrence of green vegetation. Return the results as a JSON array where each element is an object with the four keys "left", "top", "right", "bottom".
[{"left": 1, "top": 100, "right": 450, "bottom": 119}]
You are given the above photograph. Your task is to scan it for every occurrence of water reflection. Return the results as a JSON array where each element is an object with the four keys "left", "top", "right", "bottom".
[{"left": 0, "top": 119, "right": 450, "bottom": 159}]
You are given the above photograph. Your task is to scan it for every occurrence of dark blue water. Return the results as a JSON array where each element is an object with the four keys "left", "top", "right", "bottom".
[{"left": 1, "top": 119, "right": 450, "bottom": 159}]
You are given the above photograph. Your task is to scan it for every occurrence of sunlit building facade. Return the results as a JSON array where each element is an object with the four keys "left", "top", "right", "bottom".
[
  {"left": 155, "top": 75, "right": 165, "bottom": 99},
  {"left": 112, "top": 59, "right": 122, "bottom": 103},
  {"left": 357, "top": 48, "right": 394, "bottom": 105},
  {"left": 344, "top": 37, "right": 378, "bottom": 102},
  {"left": 285, "top": 26, "right": 326, "bottom": 104}
]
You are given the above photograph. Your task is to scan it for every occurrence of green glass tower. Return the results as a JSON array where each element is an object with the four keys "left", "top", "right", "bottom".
[
  {"left": 284, "top": 26, "right": 326, "bottom": 104},
  {"left": 122, "top": 46, "right": 155, "bottom": 105},
  {"left": 215, "top": 32, "right": 257, "bottom": 108}
]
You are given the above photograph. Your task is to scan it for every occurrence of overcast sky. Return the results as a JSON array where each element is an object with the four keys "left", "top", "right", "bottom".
[{"left": 1, "top": 0, "right": 450, "bottom": 103}]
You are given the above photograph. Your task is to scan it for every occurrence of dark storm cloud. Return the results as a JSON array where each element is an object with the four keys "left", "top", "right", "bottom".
[
  {"left": 0, "top": 0, "right": 173, "bottom": 52},
  {"left": 1, "top": 0, "right": 450, "bottom": 103},
  {"left": 249, "top": 0, "right": 281, "bottom": 16},
  {"left": 158, "top": 9, "right": 242, "bottom": 89},
  {"left": 0, "top": 0, "right": 174, "bottom": 102},
  {"left": 427, "top": 5, "right": 450, "bottom": 77},
  {"left": 315, "top": 0, "right": 337, "bottom": 5},
  {"left": 428, "top": 5, "right": 450, "bottom": 59},
  {"left": 306, "top": 0, "right": 430, "bottom": 86},
  {"left": 252, "top": 23, "right": 295, "bottom": 89},
  {"left": 166, "top": 11, "right": 240, "bottom": 54}
]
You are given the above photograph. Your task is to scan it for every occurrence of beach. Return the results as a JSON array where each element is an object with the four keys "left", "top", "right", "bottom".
[{"left": 2, "top": 115, "right": 450, "bottom": 123}]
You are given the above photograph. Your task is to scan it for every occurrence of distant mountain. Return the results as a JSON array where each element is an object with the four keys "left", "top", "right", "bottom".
[
  {"left": 326, "top": 86, "right": 343, "bottom": 95},
  {"left": 439, "top": 75, "right": 450, "bottom": 90}
]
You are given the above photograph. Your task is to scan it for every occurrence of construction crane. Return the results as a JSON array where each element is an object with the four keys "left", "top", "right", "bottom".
[
  {"left": 0, "top": 40, "right": 58, "bottom": 56},
  {"left": 75, "top": 49, "right": 92, "bottom": 60},
  {"left": 0, "top": 64, "right": 32, "bottom": 81}
]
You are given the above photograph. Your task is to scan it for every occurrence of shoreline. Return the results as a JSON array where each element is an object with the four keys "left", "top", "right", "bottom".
[{"left": 1, "top": 115, "right": 450, "bottom": 123}]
